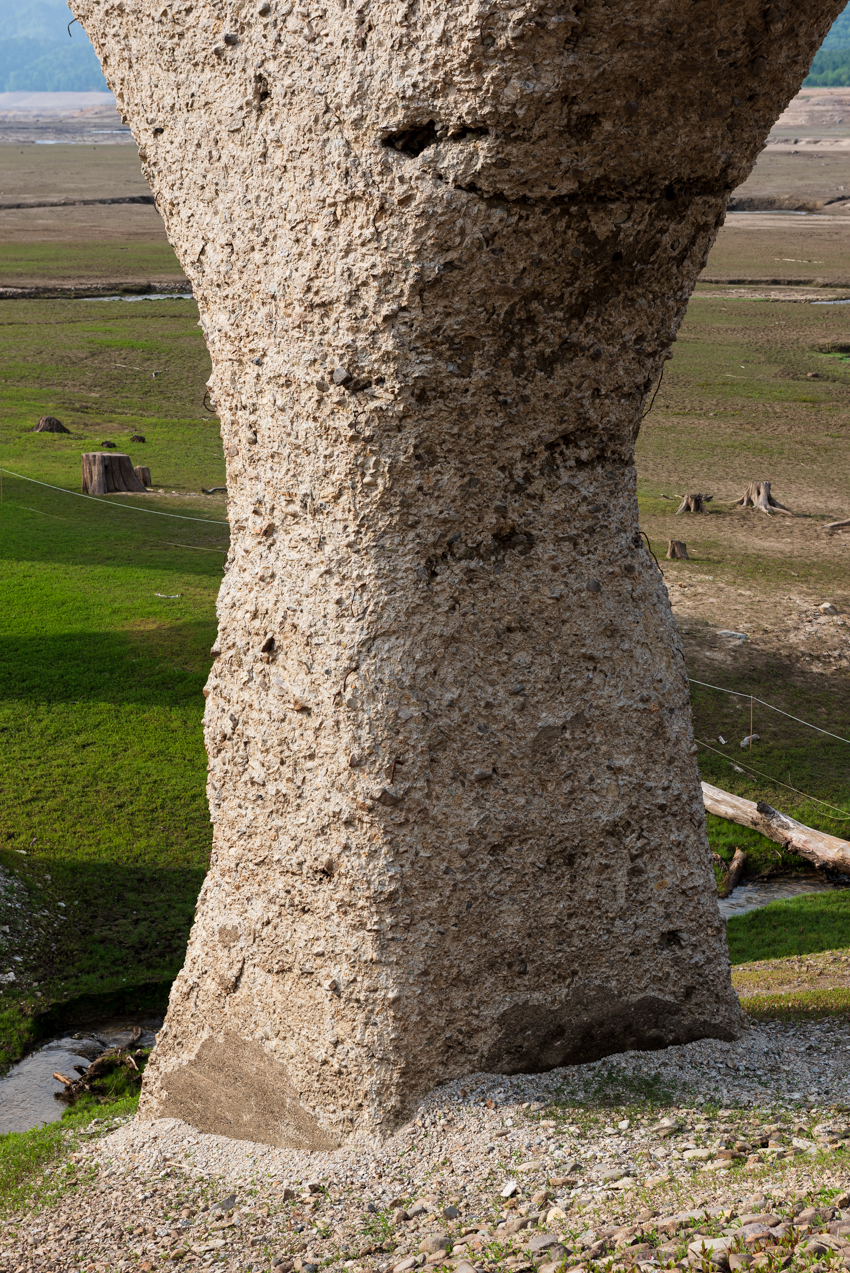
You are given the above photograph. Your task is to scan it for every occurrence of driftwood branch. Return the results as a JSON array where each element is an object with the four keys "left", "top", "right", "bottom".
[
  {"left": 822, "top": 518, "right": 850, "bottom": 534},
  {"left": 735, "top": 480, "right": 795, "bottom": 516},
  {"left": 716, "top": 846, "right": 747, "bottom": 898},
  {"left": 702, "top": 781, "right": 850, "bottom": 874},
  {"left": 53, "top": 1045, "right": 147, "bottom": 1103}
]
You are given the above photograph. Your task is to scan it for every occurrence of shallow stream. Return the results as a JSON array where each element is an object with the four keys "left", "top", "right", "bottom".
[
  {"left": 0, "top": 1015, "right": 160, "bottom": 1136},
  {"left": 717, "top": 872, "right": 839, "bottom": 919}
]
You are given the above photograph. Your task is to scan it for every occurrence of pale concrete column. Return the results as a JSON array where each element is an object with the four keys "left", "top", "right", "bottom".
[{"left": 72, "top": 0, "right": 842, "bottom": 1146}]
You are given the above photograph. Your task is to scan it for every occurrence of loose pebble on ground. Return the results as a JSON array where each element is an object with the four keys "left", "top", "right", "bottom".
[{"left": 6, "top": 1021, "right": 850, "bottom": 1272}]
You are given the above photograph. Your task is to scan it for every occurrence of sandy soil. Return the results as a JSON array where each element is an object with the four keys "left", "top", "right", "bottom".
[
  {"left": 733, "top": 949, "right": 850, "bottom": 997},
  {"left": 704, "top": 213, "right": 850, "bottom": 286},
  {"left": 0, "top": 143, "right": 149, "bottom": 204},
  {"left": 0, "top": 203, "right": 169, "bottom": 246},
  {"left": 0, "top": 144, "right": 168, "bottom": 246},
  {"left": 772, "top": 87, "right": 850, "bottom": 136}
]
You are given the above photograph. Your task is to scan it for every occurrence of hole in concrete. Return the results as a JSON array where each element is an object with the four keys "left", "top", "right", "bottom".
[
  {"left": 253, "top": 72, "right": 270, "bottom": 107},
  {"left": 447, "top": 125, "right": 488, "bottom": 141},
  {"left": 382, "top": 121, "right": 438, "bottom": 156}
]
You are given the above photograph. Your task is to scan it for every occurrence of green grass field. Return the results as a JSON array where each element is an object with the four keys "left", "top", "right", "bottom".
[
  {"left": 0, "top": 295, "right": 224, "bottom": 1070},
  {"left": 637, "top": 293, "right": 850, "bottom": 881},
  {"left": 0, "top": 242, "right": 185, "bottom": 287},
  {"left": 0, "top": 1095, "right": 139, "bottom": 1218},
  {"left": 727, "top": 891, "right": 850, "bottom": 964}
]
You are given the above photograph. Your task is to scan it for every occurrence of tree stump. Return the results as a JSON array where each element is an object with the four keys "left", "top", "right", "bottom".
[
  {"left": 81, "top": 453, "right": 147, "bottom": 495},
  {"left": 735, "top": 481, "right": 794, "bottom": 516},
  {"left": 676, "top": 493, "right": 712, "bottom": 514},
  {"left": 667, "top": 540, "right": 689, "bottom": 560},
  {"left": 72, "top": 0, "right": 838, "bottom": 1148},
  {"left": 134, "top": 465, "right": 152, "bottom": 488},
  {"left": 33, "top": 416, "right": 69, "bottom": 434}
]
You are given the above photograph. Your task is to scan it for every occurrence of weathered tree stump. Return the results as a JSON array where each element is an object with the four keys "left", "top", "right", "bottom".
[
  {"left": 735, "top": 481, "right": 795, "bottom": 516},
  {"left": 667, "top": 539, "right": 689, "bottom": 560},
  {"left": 33, "top": 416, "right": 69, "bottom": 434},
  {"left": 676, "top": 493, "right": 712, "bottom": 514},
  {"left": 134, "top": 465, "right": 152, "bottom": 488},
  {"left": 81, "top": 452, "right": 147, "bottom": 495},
  {"left": 72, "top": 0, "right": 841, "bottom": 1147}
]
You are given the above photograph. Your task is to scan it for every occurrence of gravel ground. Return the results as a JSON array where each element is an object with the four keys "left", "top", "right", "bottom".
[{"left": 5, "top": 1020, "right": 850, "bottom": 1272}]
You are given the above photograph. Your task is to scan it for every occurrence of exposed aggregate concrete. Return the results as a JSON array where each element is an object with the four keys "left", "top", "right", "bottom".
[{"left": 65, "top": 0, "right": 844, "bottom": 1145}]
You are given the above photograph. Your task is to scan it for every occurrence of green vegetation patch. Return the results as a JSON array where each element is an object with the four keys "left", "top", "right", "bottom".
[
  {"left": 0, "top": 243, "right": 184, "bottom": 286},
  {"left": 739, "top": 986, "right": 850, "bottom": 1021},
  {"left": 0, "top": 297, "right": 224, "bottom": 1067},
  {"left": 727, "top": 892, "right": 850, "bottom": 965},
  {"left": 0, "top": 297, "right": 214, "bottom": 472},
  {"left": 0, "top": 1003, "right": 38, "bottom": 1081},
  {"left": 0, "top": 1097, "right": 137, "bottom": 1219}
]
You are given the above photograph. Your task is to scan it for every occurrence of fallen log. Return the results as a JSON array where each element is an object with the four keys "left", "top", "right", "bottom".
[
  {"left": 717, "top": 846, "right": 747, "bottom": 898},
  {"left": 702, "top": 781, "right": 850, "bottom": 874},
  {"left": 822, "top": 517, "right": 850, "bottom": 534}
]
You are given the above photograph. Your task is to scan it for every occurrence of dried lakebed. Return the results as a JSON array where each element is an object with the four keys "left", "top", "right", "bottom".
[{"left": 6, "top": 1021, "right": 850, "bottom": 1271}]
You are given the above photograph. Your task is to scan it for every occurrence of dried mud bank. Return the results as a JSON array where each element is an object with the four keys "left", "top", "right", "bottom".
[
  {"left": 70, "top": 0, "right": 842, "bottom": 1142},
  {"left": 668, "top": 579, "right": 850, "bottom": 675},
  {"left": 7, "top": 1024, "right": 850, "bottom": 1272}
]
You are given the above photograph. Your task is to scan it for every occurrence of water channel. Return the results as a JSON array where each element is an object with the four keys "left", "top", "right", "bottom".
[
  {"left": 0, "top": 1016, "right": 161, "bottom": 1136},
  {"left": 717, "top": 871, "right": 840, "bottom": 919}
]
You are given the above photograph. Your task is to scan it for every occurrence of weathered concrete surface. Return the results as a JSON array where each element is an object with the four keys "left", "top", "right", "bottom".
[{"left": 72, "top": 0, "right": 842, "bottom": 1147}]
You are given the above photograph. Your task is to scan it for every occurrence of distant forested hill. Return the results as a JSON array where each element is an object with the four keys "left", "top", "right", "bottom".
[
  {"left": 806, "top": 47, "right": 850, "bottom": 86},
  {"left": 2, "top": 0, "right": 850, "bottom": 93},
  {"left": 0, "top": 0, "right": 107, "bottom": 92},
  {"left": 805, "top": 2, "right": 850, "bottom": 86},
  {"left": 821, "top": 5, "right": 850, "bottom": 50}
]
